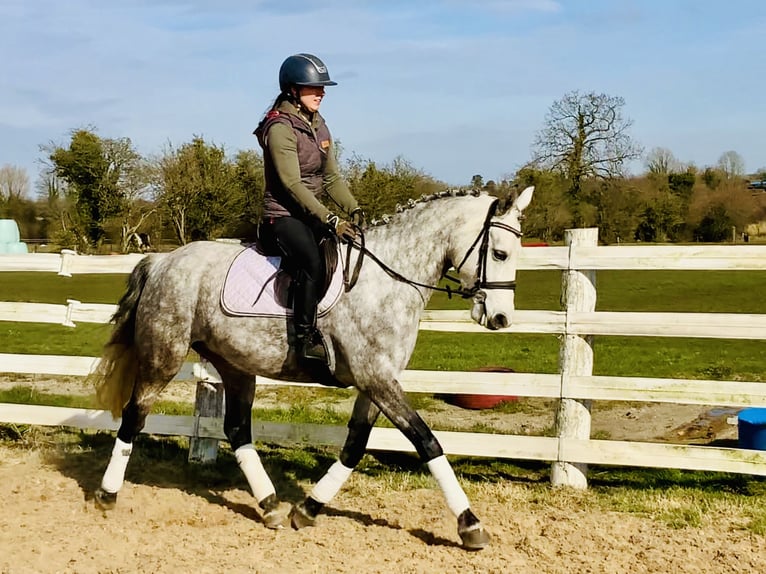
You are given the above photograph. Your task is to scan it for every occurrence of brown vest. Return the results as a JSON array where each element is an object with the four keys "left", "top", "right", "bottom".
[{"left": 256, "top": 109, "right": 332, "bottom": 220}]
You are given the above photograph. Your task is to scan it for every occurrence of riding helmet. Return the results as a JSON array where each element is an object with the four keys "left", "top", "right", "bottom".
[{"left": 279, "top": 53, "right": 338, "bottom": 93}]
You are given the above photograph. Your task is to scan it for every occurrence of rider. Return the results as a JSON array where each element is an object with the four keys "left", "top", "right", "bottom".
[{"left": 254, "top": 53, "right": 363, "bottom": 366}]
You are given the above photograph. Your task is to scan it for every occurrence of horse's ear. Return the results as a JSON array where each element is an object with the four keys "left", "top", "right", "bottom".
[
  {"left": 497, "top": 186, "right": 535, "bottom": 215},
  {"left": 511, "top": 186, "right": 534, "bottom": 214}
]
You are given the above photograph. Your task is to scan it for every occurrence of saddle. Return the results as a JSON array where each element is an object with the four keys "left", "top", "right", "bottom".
[{"left": 221, "top": 237, "right": 344, "bottom": 318}]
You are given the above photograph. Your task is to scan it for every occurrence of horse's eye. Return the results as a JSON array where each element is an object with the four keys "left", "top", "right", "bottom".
[{"left": 492, "top": 249, "right": 507, "bottom": 261}]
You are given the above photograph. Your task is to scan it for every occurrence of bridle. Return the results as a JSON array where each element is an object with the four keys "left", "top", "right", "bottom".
[
  {"left": 343, "top": 198, "right": 523, "bottom": 301},
  {"left": 447, "top": 198, "right": 522, "bottom": 295}
]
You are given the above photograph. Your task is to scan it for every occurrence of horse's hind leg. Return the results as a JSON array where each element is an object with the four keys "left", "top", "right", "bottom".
[
  {"left": 367, "top": 381, "right": 489, "bottom": 550},
  {"left": 197, "top": 346, "right": 288, "bottom": 529},
  {"left": 95, "top": 373, "right": 173, "bottom": 509},
  {"left": 290, "top": 391, "right": 381, "bottom": 529}
]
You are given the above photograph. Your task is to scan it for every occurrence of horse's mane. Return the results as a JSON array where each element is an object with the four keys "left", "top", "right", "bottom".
[{"left": 367, "top": 188, "right": 517, "bottom": 228}]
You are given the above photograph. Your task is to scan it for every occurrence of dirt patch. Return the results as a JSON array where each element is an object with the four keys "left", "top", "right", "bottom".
[
  {"left": 0, "top": 375, "right": 762, "bottom": 573},
  {"left": 0, "top": 445, "right": 764, "bottom": 574}
]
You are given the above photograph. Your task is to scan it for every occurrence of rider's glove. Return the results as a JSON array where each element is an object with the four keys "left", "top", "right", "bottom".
[{"left": 326, "top": 213, "right": 357, "bottom": 242}]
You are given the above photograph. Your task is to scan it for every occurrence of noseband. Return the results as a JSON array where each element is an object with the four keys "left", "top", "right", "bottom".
[{"left": 345, "top": 198, "right": 522, "bottom": 301}]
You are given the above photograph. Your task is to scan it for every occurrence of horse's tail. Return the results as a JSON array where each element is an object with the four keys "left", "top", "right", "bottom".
[{"left": 92, "top": 256, "right": 153, "bottom": 419}]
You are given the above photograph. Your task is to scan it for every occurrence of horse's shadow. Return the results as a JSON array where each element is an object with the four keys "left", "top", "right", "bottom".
[
  {"left": 321, "top": 506, "right": 461, "bottom": 549},
  {"left": 48, "top": 430, "right": 458, "bottom": 544},
  {"left": 49, "top": 431, "right": 317, "bottom": 516}
]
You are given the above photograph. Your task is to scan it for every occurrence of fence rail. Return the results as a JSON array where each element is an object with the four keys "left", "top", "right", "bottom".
[{"left": 2, "top": 233, "right": 766, "bottom": 487}]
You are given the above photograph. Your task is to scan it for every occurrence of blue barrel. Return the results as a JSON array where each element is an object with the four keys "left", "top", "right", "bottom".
[
  {"left": 0, "top": 219, "right": 20, "bottom": 243},
  {"left": 4, "top": 242, "right": 28, "bottom": 254},
  {"left": 738, "top": 408, "right": 766, "bottom": 450}
]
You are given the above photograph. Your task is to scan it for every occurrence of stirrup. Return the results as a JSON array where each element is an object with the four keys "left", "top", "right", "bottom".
[{"left": 297, "top": 328, "right": 329, "bottom": 365}]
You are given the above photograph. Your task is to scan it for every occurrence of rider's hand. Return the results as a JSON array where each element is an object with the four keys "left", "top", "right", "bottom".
[
  {"left": 326, "top": 213, "right": 357, "bottom": 242},
  {"left": 336, "top": 219, "right": 357, "bottom": 242}
]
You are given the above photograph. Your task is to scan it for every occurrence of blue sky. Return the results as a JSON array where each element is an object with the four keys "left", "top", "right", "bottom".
[{"left": 1, "top": 0, "right": 764, "bottom": 189}]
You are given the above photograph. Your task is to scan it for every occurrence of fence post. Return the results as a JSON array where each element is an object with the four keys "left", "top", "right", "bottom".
[
  {"left": 551, "top": 227, "right": 598, "bottom": 489},
  {"left": 188, "top": 380, "right": 224, "bottom": 464}
]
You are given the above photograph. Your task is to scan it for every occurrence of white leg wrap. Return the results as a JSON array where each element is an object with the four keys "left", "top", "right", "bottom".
[
  {"left": 310, "top": 460, "right": 354, "bottom": 504},
  {"left": 427, "top": 455, "right": 470, "bottom": 517},
  {"left": 235, "top": 444, "right": 276, "bottom": 502},
  {"left": 101, "top": 438, "right": 133, "bottom": 494}
]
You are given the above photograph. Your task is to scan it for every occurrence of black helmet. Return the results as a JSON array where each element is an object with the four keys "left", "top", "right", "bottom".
[{"left": 279, "top": 53, "right": 337, "bottom": 93}]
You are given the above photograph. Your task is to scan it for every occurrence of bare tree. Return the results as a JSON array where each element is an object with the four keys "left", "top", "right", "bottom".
[
  {"left": 0, "top": 164, "right": 30, "bottom": 200},
  {"left": 532, "top": 91, "right": 643, "bottom": 225},
  {"left": 645, "top": 147, "right": 681, "bottom": 175},
  {"left": 717, "top": 150, "right": 745, "bottom": 180}
]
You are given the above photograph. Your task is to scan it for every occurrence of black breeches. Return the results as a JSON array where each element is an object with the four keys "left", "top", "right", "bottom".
[{"left": 258, "top": 216, "right": 325, "bottom": 328}]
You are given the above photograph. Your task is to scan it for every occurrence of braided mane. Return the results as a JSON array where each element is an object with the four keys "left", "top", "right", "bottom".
[{"left": 368, "top": 188, "right": 484, "bottom": 227}]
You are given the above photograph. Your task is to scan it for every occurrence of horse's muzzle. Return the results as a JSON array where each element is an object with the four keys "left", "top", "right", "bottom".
[
  {"left": 470, "top": 290, "right": 487, "bottom": 325},
  {"left": 471, "top": 290, "right": 511, "bottom": 330}
]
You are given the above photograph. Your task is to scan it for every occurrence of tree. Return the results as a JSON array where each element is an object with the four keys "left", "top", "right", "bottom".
[
  {"left": 702, "top": 167, "right": 723, "bottom": 190},
  {"left": 531, "top": 90, "right": 643, "bottom": 225},
  {"left": 230, "top": 149, "right": 265, "bottom": 238},
  {"left": 694, "top": 204, "right": 733, "bottom": 242},
  {"left": 343, "top": 154, "right": 442, "bottom": 220},
  {"left": 46, "top": 129, "right": 146, "bottom": 252},
  {"left": 513, "top": 165, "right": 571, "bottom": 241},
  {"left": 668, "top": 170, "right": 696, "bottom": 204},
  {"left": 634, "top": 198, "right": 684, "bottom": 243},
  {"left": 717, "top": 150, "right": 745, "bottom": 180},
  {"left": 0, "top": 164, "right": 30, "bottom": 200},
  {"left": 644, "top": 147, "right": 680, "bottom": 175},
  {"left": 33, "top": 163, "right": 70, "bottom": 245},
  {"left": 586, "top": 178, "right": 643, "bottom": 245},
  {"left": 470, "top": 174, "right": 484, "bottom": 189},
  {"left": 688, "top": 179, "right": 757, "bottom": 242},
  {"left": 153, "top": 137, "right": 240, "bottom": 244}
]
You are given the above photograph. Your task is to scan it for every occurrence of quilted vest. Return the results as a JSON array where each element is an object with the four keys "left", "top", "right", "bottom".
[{"left": 256, "top": 108, "right": 332, "bottom": 220}]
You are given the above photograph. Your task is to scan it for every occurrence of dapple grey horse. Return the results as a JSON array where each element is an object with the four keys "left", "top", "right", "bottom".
[{"left": 92, "top": 186, "right": 534, "bottom": 550}]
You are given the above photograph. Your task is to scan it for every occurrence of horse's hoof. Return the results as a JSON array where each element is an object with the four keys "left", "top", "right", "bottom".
[
  {"left": 262, "top": 502, "right": 291, "bottom": 530},
  {"left": 459, "top": 525, "right": 491, "bottom": 550},
  {"left": 289, "top": 502, "right": 316, "bottom": 529},
  {"left": 458, "top": 508, "right": 490, "bottom": 550},
  {"left": 94, "top": 487, "right": 117, "bottom": 511}
]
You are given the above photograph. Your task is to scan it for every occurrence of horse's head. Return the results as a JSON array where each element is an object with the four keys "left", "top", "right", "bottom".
[{"left": 453, "top": 186, "right": 534, "bottom": 330}]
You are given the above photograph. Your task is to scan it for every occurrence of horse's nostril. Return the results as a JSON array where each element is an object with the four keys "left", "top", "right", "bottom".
[{"left": 493, "top": 314, "right": 508, "bottom": 329}]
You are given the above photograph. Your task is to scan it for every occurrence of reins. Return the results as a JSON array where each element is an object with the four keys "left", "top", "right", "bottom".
[
  {"left": 341, "top": 198, "right": 522, "bottom": 300},
  {"left": 343, "top": 231, "right": 475, "bottom": 300}
]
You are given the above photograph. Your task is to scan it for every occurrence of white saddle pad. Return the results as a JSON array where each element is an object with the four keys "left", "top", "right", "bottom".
[{"left": 221, "top": 245, "right": 345, "bottom": 318}]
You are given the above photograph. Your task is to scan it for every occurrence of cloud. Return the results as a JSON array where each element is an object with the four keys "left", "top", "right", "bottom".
[{"left": 1, "top": 0, "right": 765, "bottom": 184}]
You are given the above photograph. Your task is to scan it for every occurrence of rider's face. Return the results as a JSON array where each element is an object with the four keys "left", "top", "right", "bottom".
[{"left": 298, "top": 85, "right": 325, "bottom": 113}]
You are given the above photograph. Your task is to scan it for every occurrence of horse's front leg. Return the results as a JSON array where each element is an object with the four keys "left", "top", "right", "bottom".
[
  {"left": 370, "top": 380, "right": 490, "bottom": 550},
  {"left": 290, "top": 391, "right": 380, "bottom": 528}
]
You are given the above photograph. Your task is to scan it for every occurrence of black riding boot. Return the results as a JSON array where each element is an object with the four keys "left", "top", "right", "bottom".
[{"left": 293, "top": 272, "right": 328, "bottom": 365}]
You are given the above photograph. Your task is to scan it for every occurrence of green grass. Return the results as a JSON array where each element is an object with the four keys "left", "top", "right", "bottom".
[
  {"left": 429, "top": 269, "right": 766, "bottom": 313},
  {"left": 0, "top": 272, "right": 128, "bottom": 304},
  {"left": 0, "top": 385, "right": 194, "bottom": 416},
  {"left": 1, "top": 270, "right": 765, "bottom": 383}
]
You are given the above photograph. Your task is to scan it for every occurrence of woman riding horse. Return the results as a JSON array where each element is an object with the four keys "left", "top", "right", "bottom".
[{"left": 254, "top": 53, "right": 363, "bottom": 366}]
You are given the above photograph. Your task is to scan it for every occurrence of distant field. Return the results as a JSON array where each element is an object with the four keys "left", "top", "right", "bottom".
[{"left": 0, "top": 269, "right": 765, "bottom": 380}]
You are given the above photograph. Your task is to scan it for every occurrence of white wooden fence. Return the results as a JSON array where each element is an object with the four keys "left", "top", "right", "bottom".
[{"left": 2, "top": 233, "right": 766, "bottom": 489}]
